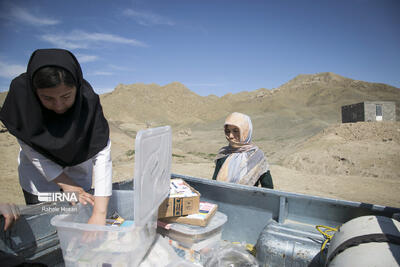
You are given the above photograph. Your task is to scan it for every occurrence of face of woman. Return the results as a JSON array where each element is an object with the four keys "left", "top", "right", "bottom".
[
  {"left": 36, "top": 83, "right": 77, "bottom": 114},
  {"left": 225, "top": 125, "right": 241, "bottom": 143}
]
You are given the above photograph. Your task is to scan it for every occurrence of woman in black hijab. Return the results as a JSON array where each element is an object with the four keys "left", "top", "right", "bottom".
[{"left": 0, "top": 49, "right": 112, "bottom": 225}]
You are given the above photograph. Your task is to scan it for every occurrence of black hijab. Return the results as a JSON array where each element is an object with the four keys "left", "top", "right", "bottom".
[{"left": 0, "top": 49, "right": 109, "bottom": 167}]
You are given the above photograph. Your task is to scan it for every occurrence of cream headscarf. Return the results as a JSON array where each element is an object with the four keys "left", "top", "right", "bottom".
[{"left": 215, "top": 112, "right": 269, "bottom": 185}]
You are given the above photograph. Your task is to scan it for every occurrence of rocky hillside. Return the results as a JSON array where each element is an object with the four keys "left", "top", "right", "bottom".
[
  {"left": 97, "top": 73, "right": 400, "bottom": 164},
  {"left": 100, "top": 72, "right": 399, "bottom": 129},
  {"left": 282, "top": 121, "right": 400, "bottom": 180},
  {"left": 100, "top": 82, "right": 229, "bottom": 127}
]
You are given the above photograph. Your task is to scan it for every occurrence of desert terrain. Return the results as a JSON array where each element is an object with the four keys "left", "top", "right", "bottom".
[{"left": 1, "top": 72, "right": 399, "bottom": 208}]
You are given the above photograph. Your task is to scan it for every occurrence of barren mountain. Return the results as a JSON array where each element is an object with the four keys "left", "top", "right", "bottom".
[
  {"left": 100, "top": 71, "right": 399, "bottom": 136},
  {"left": 100, "top": 82, "right": 229, "bottom": 127}
]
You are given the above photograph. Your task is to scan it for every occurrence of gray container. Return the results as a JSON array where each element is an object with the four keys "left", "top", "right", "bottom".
[{"left": 256, "top": 219, "right": 325, "bottom": 267}]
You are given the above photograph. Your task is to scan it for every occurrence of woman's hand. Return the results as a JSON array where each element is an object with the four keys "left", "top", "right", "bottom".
[
  {"left": 0, "top": 203, "right": 20, "bottom": 231},
  {"left": 87, "top": 196, "right": 109, "bottom": 225},
  {"left": 87, "top": 211, "right": 106, "bottom": 225},
  {"left": 74, "top": 188, "right": 95, "bottom": 206},
  {"left": 83, "top": 196, "right": 110, "bottom": 242},
  {"left": 53, "top": 172, "right": 95, "bottom": 206}
]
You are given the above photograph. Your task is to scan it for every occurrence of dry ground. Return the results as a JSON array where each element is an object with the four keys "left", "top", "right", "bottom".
[{"left": 1, "top": 121, "right": 399, "bottom": 208}]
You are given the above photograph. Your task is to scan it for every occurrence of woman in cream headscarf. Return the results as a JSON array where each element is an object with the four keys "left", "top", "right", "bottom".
[{"left": 212, "top": 112, "right": 273, "bottom": 188}]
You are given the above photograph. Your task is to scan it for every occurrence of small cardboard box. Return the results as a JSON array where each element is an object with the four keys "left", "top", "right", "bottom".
[
  {"left": 158, "top": 179, "right": 200, "bottom": 218},
  {"left": 160, "top": 201, "right": 218, "bottom": 227}
]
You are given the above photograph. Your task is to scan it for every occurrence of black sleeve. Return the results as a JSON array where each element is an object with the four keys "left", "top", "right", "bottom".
[
  {"left": 256, "top": 170, "right": 274, "bottom": 189},
  {"left": 212, "top": 157, "right": 226, "bottom": 180}
]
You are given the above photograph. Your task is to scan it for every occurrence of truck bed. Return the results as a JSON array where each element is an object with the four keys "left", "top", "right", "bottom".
[{"left": 1, "top": 174, "right": 399, "bottom": 266}]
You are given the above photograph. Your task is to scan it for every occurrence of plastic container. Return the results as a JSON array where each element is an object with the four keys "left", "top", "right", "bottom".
[
  {"left": 158, "top": 211, "right": 228, "bottom": 250},
  {"left": 51, "top": 126, "right": 172, "bottom": 267},
  {"left": 203, "top": 242, "right": 259, "bottom": 267},
  {"left": 138, "top": 234, "right": 198, "bottom": 267}
]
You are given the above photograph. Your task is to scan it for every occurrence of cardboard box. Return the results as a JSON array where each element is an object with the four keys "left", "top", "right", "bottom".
[
  {"left": 105, "top": 211, "right": 125, "bottom": 227},
  {"left": 158, "top": 179, "right": 200, "bottom": 218},
  {"left": 160, "top": 201, "right": 218, "bottom": 227}
]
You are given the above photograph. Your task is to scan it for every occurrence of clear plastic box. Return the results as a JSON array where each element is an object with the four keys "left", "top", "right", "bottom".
[
  {"left": 51, "top": 126, "right": 172, "bottom": 267},
  {"left": 158, "top": 211, "right": 228, "bottom": 249}
]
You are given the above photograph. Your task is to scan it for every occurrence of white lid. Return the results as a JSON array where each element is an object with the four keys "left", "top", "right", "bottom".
[
  {"left": 134, "top": 126, "right": 172, "bottom": 226},
  {"left": 167, "top": 211, "right": 227, "bottom": 236}
]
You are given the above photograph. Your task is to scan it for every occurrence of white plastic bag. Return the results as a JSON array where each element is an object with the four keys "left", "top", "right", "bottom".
[{"left": 203, "top": 242, "right": 259, "bottom": 267}]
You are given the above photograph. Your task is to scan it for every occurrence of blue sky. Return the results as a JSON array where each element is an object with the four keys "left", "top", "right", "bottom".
[{"left": 0, "top": 0, "right": 399, "bottom": 96}]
